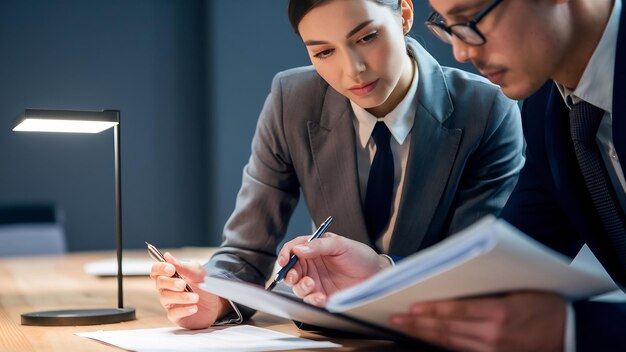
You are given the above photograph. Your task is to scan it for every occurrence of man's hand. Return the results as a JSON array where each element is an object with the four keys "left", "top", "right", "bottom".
[
  {"left": 150, "top": 252, "right": 231, "bottom": 329},
  {"left": 389, "top": 291, "right": 566, "bottom": 352},
  {"left": 277, "top": 232, "right": 392, "bottom": 306}
]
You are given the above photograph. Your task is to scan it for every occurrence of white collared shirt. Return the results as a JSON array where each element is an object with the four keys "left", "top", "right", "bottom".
[
  {"left": 350, "top": 58, "right": 418, "bottom": 253},
  {"left": 555, "top": 2, "right": 623, "bottom": 351},
  {"left": 556, "top": 0, "right": 625, "bottom": 212}
]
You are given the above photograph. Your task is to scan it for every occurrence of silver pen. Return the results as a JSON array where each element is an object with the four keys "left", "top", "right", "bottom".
[{"left": 145, "top": 242, "right": 193, "bottom": 292}]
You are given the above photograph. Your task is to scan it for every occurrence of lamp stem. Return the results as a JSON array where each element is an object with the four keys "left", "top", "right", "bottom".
[{"left": 113, "top": 112, "right": 123, "bottom": 309}]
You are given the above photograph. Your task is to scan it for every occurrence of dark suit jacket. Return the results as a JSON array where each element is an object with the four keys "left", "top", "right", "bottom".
[
  {"left": 501, "top": 7, "right": 626, "bottom": 351},
  {"left": 206, "top": 38, "right": 524, "bottom": 321}
]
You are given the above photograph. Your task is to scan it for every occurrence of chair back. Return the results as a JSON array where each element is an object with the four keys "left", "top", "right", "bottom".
[{"left": 0, "top": 204, "right": 67, "bottom": 256}]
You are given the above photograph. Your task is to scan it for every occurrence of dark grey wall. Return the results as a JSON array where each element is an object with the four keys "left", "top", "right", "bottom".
[
  {"left": 0, "top": 0, "right": 207, "bottom": 250},
  {"left": 0, "top": 0, "right": 476, "bottom": 252}
]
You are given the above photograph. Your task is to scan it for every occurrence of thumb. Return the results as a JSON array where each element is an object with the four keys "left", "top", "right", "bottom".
[
  {"left": 292, "top": 233, "right": 344, "bottom": 259},
  {"left": 164, "top": 252, "right": 206, "bottom": 282}
]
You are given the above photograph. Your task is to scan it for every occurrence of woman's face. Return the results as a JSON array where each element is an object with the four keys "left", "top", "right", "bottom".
[{"left": 298, "top": 0, "right": 413, "bottom": 117}]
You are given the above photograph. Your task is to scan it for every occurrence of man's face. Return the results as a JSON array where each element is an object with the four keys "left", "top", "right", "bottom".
[{"left": 428, "top": 0, "right": 570, "bottom": 100}]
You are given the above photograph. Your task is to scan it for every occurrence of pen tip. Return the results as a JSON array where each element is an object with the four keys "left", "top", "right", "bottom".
[{"left": 266, "top": 281, "right": 277, "bottom": 291}]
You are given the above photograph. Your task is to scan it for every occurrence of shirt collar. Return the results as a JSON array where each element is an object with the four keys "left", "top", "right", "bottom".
[
  {"left": 351, "top": 58, "right": 418, "bottom": 148},
  {"left": 556, "top": 0, "right": 621, "bottom": 112}
]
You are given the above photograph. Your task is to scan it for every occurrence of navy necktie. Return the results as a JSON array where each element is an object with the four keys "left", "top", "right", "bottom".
[
  {"left": 570, "top": 101, "right": 626, "bottom": 269},
  {"left": 363, "top": 122, "right": 394, "bottom": 248}
]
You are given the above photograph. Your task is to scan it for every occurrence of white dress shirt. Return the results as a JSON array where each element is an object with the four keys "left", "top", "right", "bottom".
[
  {"left": 350, "top": 58, "right": 418, "bottom": 253},
  {"left": 555, "top": 1, "right": 623, "bottom": 351}
]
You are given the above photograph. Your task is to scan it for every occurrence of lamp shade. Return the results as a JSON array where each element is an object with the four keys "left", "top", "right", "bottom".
[{"left": 13, "top": 109, "right": 118, "bottom": 133}]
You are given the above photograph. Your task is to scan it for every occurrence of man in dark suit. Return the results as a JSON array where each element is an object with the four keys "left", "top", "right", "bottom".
[{"left": 279, "top": 0, "right": 626, "bottom": 350}]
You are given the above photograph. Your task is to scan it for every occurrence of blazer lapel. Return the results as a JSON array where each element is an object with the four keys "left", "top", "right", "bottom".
[
  {"left": 308, "top": 88, "right": 370, "bottom": 245},
  {"left": 389, "top": 107, "right": 462, "bottom": 256},
  {"left": 389, "top": 41, "right": 462, "bottom": 256}
]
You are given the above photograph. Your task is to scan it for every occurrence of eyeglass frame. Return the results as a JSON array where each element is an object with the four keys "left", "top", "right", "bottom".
[{"left": 424, "top": 0, "right": 505, "bottom": 46}]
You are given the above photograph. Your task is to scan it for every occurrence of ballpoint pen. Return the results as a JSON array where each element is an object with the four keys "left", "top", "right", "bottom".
[
  {"left": 145, "top": 241, "right": 193, "bottom": 292},
  {"left": 266, "top": 216, "right": 333, "bottom": 291}
]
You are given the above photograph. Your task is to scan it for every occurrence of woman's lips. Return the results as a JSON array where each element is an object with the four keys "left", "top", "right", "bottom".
[{"left": 349, "top": 79, "right": 379, "bottom": 96}]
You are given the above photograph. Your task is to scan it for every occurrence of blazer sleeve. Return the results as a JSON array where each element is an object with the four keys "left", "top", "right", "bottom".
[
  {"left": 445, "top": 91, "right": 525, "bottom": 236},
  {"left": 203, "top": 72, "right": 301, "bottom": 319}
]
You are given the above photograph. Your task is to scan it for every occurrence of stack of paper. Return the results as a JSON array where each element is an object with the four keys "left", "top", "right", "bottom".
[{"left": 199, "top": 216, "right": 617, "bottom": 338}]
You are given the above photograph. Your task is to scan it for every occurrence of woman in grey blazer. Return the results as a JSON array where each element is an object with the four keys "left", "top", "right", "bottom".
[{"left": 150, "top": 0, "right": 524, "bottom": 330}]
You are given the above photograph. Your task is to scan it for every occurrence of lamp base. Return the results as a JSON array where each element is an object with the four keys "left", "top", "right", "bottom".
[{"left": 21, "top": 308, "right": 135, "bottom": 326}]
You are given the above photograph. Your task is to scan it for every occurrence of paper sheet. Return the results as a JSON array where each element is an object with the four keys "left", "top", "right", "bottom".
[
  {"left": 571, "top": 244, "right": 626, "bottom": 302},
  {"left": 76, "top": 325, "right": 341, "bottom": 351},
  {"left": 84, "top": 257, "right": 205, "bottom": 277}
]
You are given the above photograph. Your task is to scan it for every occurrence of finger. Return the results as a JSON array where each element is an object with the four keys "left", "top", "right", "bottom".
[
  {"left": 159, "top": 289, "right": 199, "bottom": 309},
  {"left": 291, "top": 276, "right": 315, "bottom": 298},
  {"left": 283, "top": 267, "right": 303, "bottom": 287},
  {"left": 167, "top": 304, "right": 199, "bottom": 323},
  {"left": 390, "top": 314, "right": 494, "bottom": 339},
  {"left": 290, "top": 232, "right": 342, "bottom": 260},
  {"left": 276, "top": 235, "right": 313, "bottom": 266},
  {"left": 410, "top": 298, "right": 501, "bottom": 321},
  {"left": 150, "top": 261, "right": 176, "bottom": 280},
  {"left": 303, "top": 292, "right": 327, "bottom": 307},
  {"left": 163, "top": 252, "right": 206, "bottom": 283},
  {"left": 156, "top": 274, "right": 191, "bottom": 292}
]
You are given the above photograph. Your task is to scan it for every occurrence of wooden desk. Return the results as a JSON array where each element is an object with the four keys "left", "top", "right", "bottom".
[{"left": 0, "top": 249, "right": 408, "bottom": 351}]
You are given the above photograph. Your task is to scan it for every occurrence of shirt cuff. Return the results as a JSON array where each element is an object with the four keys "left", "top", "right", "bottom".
[
  {"left": 564, "top": 302, "right": 576, "bottom": 352},
  {"left": 379, "top": 253, "right": 395, "bottom": 267},
  {"left": 212, "top": 299, "right": 244, "bottom": 326}
]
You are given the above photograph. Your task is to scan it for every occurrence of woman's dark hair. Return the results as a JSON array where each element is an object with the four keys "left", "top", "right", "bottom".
[{"left": 288, "top": 0, "right": 402, "bottom": 35}]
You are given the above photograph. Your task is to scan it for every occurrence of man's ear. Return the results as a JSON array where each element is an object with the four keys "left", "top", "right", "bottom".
[{"left": 401, "top": 0, "right": 414, "bottom": 34}]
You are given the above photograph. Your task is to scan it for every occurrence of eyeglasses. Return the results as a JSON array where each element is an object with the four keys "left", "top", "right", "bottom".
[{"left": 424, "top": 0, "right": 504, "bottom": 46}]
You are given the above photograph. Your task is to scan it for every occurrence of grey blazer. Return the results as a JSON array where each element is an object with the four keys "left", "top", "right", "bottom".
[{"left": 205, "top": 38, "right": 524, "bottom": 304}]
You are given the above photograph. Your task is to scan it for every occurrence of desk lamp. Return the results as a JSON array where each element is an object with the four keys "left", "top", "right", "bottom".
[{"left": 13, "top": 109, "right": 136, "bottom": 326}]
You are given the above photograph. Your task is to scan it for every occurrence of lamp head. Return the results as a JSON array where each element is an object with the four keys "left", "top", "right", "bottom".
[{"left": 13, "top": 109, "right": 119, "bottom": 134}]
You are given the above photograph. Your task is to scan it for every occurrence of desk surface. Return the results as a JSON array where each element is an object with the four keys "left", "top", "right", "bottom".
[{"left": 0, "top": 248, "right": 410, "bottom": 351}]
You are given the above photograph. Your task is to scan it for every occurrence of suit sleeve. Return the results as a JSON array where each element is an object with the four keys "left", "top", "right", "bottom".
[{"left": 203, "top": 72, "right": 300, "bottom": 320}]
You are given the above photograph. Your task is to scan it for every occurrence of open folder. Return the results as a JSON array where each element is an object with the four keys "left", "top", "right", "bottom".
[{"left": 200, "top": 216, "right": 617, "bottom": 341}]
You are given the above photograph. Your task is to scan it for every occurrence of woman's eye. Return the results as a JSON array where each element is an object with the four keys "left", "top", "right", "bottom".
[
  {"left": 314, "top": 49, "right": 334, "bottom": 59},
  {"left": 359, "top": 32, "right": 379, "bottom": 44}
]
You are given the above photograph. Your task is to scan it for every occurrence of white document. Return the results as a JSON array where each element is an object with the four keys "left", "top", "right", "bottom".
[
  {"left": 200, "top": 277, "right": 403, "bottom": 340},
  {"left": 76, "top": 325, "right": 340, "bottom": 351},
  {"left": 570, "top": 244, "right": 626, "bottom": 302},
  {"left": 325, "top": 216, "right": 617, "bottom": 330},
  {"left": 201, "top": 216, "right": 617, "bottom": 337}
]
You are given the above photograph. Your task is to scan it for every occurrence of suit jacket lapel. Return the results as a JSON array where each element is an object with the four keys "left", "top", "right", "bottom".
[
  {"left": 389, "top": 41, "right": 462, "bottom": 256},
  {"left": 308, "top": 88, "right": 370, "bottom": 245}
]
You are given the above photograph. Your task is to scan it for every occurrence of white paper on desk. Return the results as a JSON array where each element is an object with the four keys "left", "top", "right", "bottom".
[
  {"left": 76, "top": 325, "right": 340, "bottom": 351},
  {"left": 84, "top": 257, "right": 205, "bottom": 277},
  {"left": 200, "top": 277, "right": 398, "bottom": 339},
  {"left": 84, "top": 258, "right": 154, "bottom": 277},
  {"left": 325, "top": 216, "right": 618, "bottom": 330}
]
